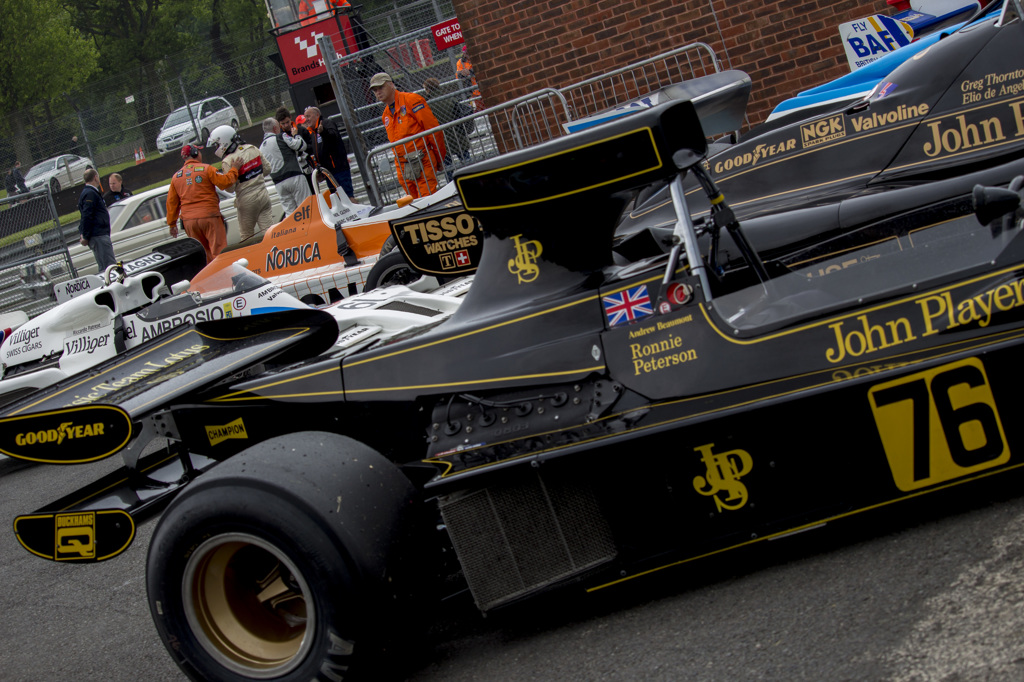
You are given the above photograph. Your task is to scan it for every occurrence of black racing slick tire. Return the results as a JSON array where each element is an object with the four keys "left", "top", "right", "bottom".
[
  {"left": 146, "top": 433, "right": 418, "bottom": 682},
  {"left": 380, "top": 235, "right": 397, "bottom": 255},
  {"left": 363, "top": 251, "right": 420, "bottom": 292}
]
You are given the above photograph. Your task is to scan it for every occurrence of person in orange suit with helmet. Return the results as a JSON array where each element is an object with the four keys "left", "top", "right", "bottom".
[
  {"left": 166, "top": 144, "right": 240, "bottom": 263},
  {"left": 370, "top": 71, "right": 446, "bottom": 198}
]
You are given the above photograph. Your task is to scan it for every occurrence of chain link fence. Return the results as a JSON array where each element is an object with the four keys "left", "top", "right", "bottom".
[
  {"left": 0, "top": 190, "right": 75, "bottom": 319},
  {"left": 327, "top": 39, "right": 722, "bottom": 204},
  {"left": 0, "top": 1, "right": 455, "bottom": 191}
]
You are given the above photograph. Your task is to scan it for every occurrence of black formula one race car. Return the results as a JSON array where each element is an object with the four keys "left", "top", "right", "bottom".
[
  {"left": 5, "top": 6, "right": 1024, "bottom": 680},
  {"left": 615, "top": 0, "right": 1024, "bottom": 263}
]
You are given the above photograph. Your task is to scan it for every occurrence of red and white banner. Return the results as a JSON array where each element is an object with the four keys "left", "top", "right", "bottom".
[{"left": 276, "top": 15, "right": 359, "bottom": 85}]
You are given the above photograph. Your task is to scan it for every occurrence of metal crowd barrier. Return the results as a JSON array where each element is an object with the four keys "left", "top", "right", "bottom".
[
  {"left": 0, "top": 188, "right": 75, "bottom": 319},
  {"left": 360, "top": 42, "right": 723, "bottom": 204}
]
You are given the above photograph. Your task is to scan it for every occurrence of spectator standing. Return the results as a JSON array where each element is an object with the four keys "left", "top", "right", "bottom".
[
  {"left": 78, "top": 168, "right": 116, "bottom": 271},
  {"left": 457, "top": 45, "right": 483, "bottom": 111},
  {"left": 276, "top": 107, "right": 314, "bottom": 193},
  {"left": 102, "top": 173, "right": 133, "bottom": 206},
  {"left": 166, "top": 144, "right": 239, "bottom": 263},
  {"left": 4, "top": 169, "right": 16, "bottom": 196},
  {"left": 423, "top": 77, "right": 472, "bottom": 179},
  {"left": 209, "top": 126, "right": 274, "bottom": 242},
  {"left": 11, "top": 162, "right": 27, "bottom": 194},
  {"left": 259, "top": 117, "right": 312, "bottom": 218},
  {"left": 302, "top": 106, "right": 355, "bottom": 199},
  {"left": 370, "top": 72, "right": 446, "bottom": 199}
]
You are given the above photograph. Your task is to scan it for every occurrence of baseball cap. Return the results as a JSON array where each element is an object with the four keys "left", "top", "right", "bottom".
[{"left": 369, "top": 72, "right": 393, "bottom": 89}]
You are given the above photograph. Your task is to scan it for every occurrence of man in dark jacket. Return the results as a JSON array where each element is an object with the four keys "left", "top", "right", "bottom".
[
  {"left": 11, "top": 161, "right": 27, "bottom": 194},
  {"left": 102, "top": 173, "right": 133, "bottom": 206},
  {"left": 78, "top": 168, "right": 116, "bottom": 271},
  {"left": 302, "top": 106, "right": 355, "bottom": 199}
]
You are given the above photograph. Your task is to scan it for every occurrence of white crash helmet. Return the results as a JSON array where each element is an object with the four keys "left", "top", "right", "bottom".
[{"left": 208, "top": 125, "right": 242, "bottom": 158}]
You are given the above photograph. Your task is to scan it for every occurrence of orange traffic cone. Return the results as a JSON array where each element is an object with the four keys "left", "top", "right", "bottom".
[{"left": 135, "top": 147, "right": 145, "bottom": 165}]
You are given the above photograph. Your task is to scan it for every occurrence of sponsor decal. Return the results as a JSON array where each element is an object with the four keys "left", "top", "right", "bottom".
[
  {"left": 237, "top": 156, "right": 264, "bottom": 182},
  {"left": 206, "top": 417, "right": 248, "bottom": 446},
  {"left": 801, "top": 115, "right": 846, "bottom": 148},
  {"left": 922, "top": 99, "right": 1024, "bottom": 158},
  {"left": 64, "top": 334, "right": 110, "bottom": 356},
  {"left": 55, "top": 512, "right": 95, "bottom": 560},
  {"left": 850, "top": 103, "right": 929, "bottom": 132},
  {"left": 876, "top": 81, "right": 897, "bottom": 99},
  {"left": 61, "top": 278, "right": 93, "bottom": 298},
  {"left": 603, "top": 284, "right": 653, "bottom": 327},
  {"left": 233, "top": 297, "right": 246, "bottom": 311},
  {"left": 824, "top": 276, "right": 1024, "bottom": 364},
  {"left": 712, "top": 138, "right": 797, "bottom": 174},
  {"left": 266, "top": 242, "right": 322, "bottom": 272},
  {"left": 3, "top": 326, "right": 42, "bottom": 359},
  {"left": 14, "top": 421, "right": 106, "bottom": 446},
  {"left": 400, "top": 213, "right": 480, "bottom": 255},
  {"left": 122, "top": 252, "right": 169, "bottom": 274},
  {"left": 138, "top": 305, "right": 227, "bottom": 343},
  {"left": 507, "top": 234, "right": 543, "bottom": 284},
  {"left": 870, "top": 358, "right": 1008, "bottom": 492},
  {"left": 9, "top": 327, "right": 39, "bottom": 346},
  {"left": 69, "top": 343, "right": 209, "bottom": 405},
  {"left": 692, "top": 443, "right": 753, "bottom": 512}
]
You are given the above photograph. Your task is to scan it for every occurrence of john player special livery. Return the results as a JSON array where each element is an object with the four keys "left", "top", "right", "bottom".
[{"left": 6, "top": 4, "right": 1024, "bottom": 680}]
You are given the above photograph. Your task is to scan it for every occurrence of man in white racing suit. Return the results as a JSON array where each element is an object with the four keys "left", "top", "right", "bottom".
[
  {"left": 259, "top": 118, "right": 312, "bottom": 218},
  {"left": 208, "top": 125, "right": 274, "bottom": 242}
]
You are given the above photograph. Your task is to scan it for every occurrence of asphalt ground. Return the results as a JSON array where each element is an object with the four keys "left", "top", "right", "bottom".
[{"left": 3, "top": 452, "right": 1024, "bottom": 681}]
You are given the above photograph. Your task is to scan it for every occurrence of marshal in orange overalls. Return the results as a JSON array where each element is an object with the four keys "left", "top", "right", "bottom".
[{"left": 382, "top": 91, "right": 446, "bottom": 199}]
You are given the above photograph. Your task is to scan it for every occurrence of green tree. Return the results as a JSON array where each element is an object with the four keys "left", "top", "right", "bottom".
[{"left": 0, "top": 0, "right": 98, "bottom": 164}]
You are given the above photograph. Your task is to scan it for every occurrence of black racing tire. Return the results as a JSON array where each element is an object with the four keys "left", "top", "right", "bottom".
[
  {"left": 300, "top": 293, "right": 325, "bottom": 306},
  {"left": 147, "top": 433, "right": 418, "bottom": 682},
  {"left": 49, "top": 178, "right": 60, "bottom": 193},
  {"left": 380, "top": 235, "right": 397, "bottom": 255},
  {"left": 363, "top": 250, "right": 420, "bottom": 292}
]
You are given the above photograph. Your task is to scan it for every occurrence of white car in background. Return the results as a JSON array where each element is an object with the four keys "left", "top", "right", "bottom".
[
  {"left": 155, "top": 97, "right": 239, "bottom": 154},
  {"left": 67, "top": 178, "right": 282, "bottom": 276},
  {"left": 23, "top": 154, "right": 95, "bottom": 193}
]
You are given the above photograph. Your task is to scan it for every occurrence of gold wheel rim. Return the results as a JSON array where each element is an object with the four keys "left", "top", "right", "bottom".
[{"left": 183, "top": 532, "right": 315, "bottom": 678}]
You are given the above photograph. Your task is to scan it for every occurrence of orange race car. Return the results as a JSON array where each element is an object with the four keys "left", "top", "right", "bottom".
[{"left": 187, "top": 171, "right": 457, "bottom": 304}]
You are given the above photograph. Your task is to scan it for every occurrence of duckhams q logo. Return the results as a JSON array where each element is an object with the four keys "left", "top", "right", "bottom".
[{"left": 507, "top": 234, "right": 543, "bottom": 284}]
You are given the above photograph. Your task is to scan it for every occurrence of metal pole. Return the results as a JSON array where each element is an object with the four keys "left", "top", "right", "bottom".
[
  {"left": 317, "top": 33, "right": 382, "bottom": 205},
  {"left": 179, "top": 76, "right": 202, "bottom": 146}
]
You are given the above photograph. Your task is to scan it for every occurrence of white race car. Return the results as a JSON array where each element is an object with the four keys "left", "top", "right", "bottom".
[{"left": 0, "top": 255, "right": 308, "bottom": 409}]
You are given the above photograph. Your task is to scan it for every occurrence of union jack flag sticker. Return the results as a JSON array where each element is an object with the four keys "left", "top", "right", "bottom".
[{"left": 603, "top": 284, "right": 653, "bottom": 327}]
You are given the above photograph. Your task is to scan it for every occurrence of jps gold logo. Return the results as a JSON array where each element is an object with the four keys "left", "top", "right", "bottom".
[
  {"left": 507, "top": 234, "right": 542, "bottom": 284},
  {"left": 205, "top": 418, "right": 248, "bottom": 447},
  {"left": 55, "top": 512, "right": 95, "bottom": 560},
  {"left": 692, "top": 443, "right": 753, "bottom": 512}
]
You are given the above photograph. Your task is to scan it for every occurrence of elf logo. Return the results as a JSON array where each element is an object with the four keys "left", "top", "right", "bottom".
[{"left": 292, "top": 204, "right": 311, "bottom": 223}]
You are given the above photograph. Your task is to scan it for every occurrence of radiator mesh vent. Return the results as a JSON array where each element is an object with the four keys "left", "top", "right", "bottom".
[{"left": 440, "top": 473, "right": 616, "bottom": 611}]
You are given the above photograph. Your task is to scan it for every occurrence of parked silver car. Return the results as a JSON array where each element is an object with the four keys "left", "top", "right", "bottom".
[
  {"left": 155, "top": 97, "right": 238, "bottom": 154},
  {"left": 23, "top": 154, "right": 95, "bottom": 193}
]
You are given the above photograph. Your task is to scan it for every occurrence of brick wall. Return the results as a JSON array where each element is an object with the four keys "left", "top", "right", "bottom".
[{"left": 452, "top": 0, "right": 890, "bottom": 127}]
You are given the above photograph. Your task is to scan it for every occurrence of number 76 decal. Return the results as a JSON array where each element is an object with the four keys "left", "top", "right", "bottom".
[{"left": 869, "top": 357, "right": 1009, "bottom": 492}]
